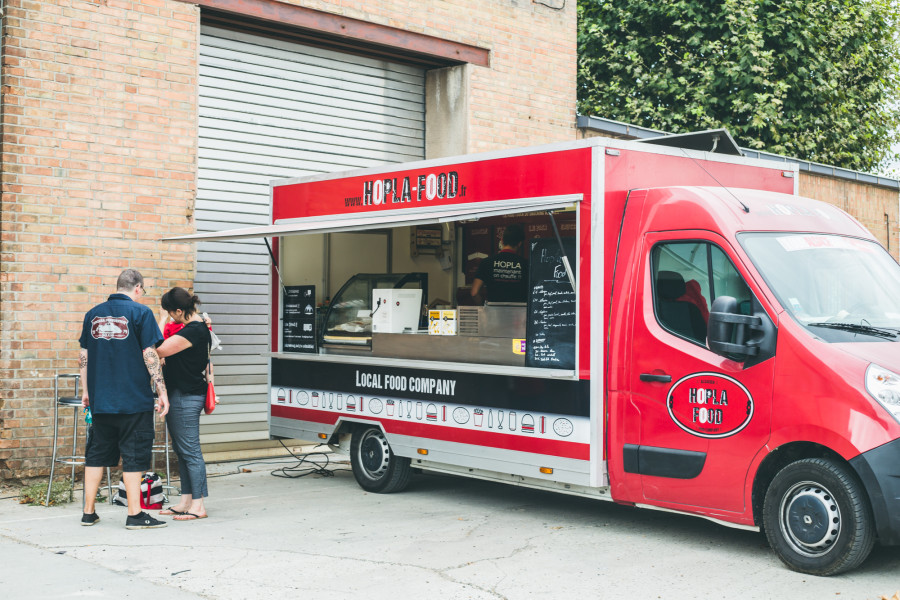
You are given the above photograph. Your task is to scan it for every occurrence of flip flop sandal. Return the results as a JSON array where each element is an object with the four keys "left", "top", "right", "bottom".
[
  {"left": 159, "top": 508, "right": 186, "bottom": 516},
  {"left": 173, "top": 512, "right": 208, "bottom": 521}
]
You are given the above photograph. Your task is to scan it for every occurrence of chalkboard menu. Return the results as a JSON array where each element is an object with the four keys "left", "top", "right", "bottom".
[
  {"left": 526, "top": 237, "right": 576, "bottom": 369},
  {"left": 283, "top": 285, "right": 317, "bottom": 353}
]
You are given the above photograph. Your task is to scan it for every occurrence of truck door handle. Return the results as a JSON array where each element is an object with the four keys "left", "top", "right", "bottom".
[{"left": 640, "top": 373, "right": 672, "bottom": 383}]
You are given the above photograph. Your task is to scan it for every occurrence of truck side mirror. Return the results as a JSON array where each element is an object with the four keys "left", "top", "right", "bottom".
[{"left": 707, "top": 296, "right": 776, "bottom": 365}]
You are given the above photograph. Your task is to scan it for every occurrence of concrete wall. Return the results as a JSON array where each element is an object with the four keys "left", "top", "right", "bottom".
[
  {"left": 426, "top": 65, "right": 470, "bottom": 158},
  {"left": 0, "top": 0, "right": 576, "bottom": 480}
]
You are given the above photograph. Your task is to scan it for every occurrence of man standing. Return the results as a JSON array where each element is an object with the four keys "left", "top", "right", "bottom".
[
  {"left": 471, "top": 223, "right": 529, "bottom": 304},
  {"left": 79, "top": 269, "right": 169, "bottom": 529}
]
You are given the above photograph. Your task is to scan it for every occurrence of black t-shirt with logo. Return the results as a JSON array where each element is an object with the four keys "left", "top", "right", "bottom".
[
  {"left": 474, "top": 250, "right": 529, "bottom": 303},
  {"left": 162, "top": 321, "right": 212, "bottom": 396}
]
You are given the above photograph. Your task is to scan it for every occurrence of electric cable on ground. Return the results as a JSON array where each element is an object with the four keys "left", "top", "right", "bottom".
[{"left": 268, "top": 439, "right": 351, "bottom": 479}]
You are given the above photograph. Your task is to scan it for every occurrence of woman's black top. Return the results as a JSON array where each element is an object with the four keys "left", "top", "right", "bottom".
[{"left": 162, "top": 321, "right": 212, "bottom": 396}]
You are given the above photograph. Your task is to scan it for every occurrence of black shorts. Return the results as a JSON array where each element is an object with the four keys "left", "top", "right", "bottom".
[{"left": 85, "top": 411, "right": 155, "bottom": 472}]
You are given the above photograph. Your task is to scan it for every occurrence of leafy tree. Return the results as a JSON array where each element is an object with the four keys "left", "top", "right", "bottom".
[{"left": 577, "top": 0, "right": 900, "bottom": 172}]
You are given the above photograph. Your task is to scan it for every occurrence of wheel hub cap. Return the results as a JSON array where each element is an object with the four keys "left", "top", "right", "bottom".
[
  {"left": 782, "top": 483, "right": 840, "bottom": 556},
  {"left": 359, "top": 432, "right": 390, "bottom": 478}
]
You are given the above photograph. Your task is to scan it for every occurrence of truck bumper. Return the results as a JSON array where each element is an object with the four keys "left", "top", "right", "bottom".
[{"left": 849, "top": 437, "right": 900, "bottom": 546}]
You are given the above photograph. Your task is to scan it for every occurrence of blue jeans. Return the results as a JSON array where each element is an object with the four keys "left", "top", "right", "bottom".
[{"left": 166, "top": 390, "right": 208, "bottom": 499}]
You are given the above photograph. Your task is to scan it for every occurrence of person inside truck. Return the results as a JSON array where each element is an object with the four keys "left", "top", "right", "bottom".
[
  {"left": 471, "top": 223, "right": 529, "bottom": 304},
  {"left": 655, "top": 270, "right": 708, "bottom": 343},
  {"left": 676, "top": 279, "right": 710, "bottom": 323}
]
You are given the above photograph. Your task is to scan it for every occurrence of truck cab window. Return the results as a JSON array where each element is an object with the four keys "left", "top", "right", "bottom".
[
  {"left": 710, "top": 246, "right": 753, "bottom": 315},
  {"left": 651, "top": 242, "right": 752, "bottom": 345}
]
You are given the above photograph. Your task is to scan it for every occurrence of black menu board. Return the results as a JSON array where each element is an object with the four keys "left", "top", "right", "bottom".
[
  {"left": 282, "top": 285, "right": 317, "bottom": 353},
  {"left": 526, "top": 238, "right": 576, "bottom": 369}
]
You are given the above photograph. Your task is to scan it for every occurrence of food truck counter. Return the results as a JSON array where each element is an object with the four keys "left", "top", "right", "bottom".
[
  {"left": 321, "top": 303, "right": 528, "bottom": 366},
  {"left": 376, "top": 332, "right": 524, "bottom": 366}
]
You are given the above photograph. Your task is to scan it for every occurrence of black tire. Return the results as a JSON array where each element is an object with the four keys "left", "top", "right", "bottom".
[
  {"left": 350, "top": 427, "right": 412, "bottom": 493},
  {"left": 762, "top": 458, "right": 874, "bottom": 576}
]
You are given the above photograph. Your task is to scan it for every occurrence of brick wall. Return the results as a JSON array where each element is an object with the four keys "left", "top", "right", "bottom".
[
  {"left": 0, "top": 0, "right": 199, "bottom": 481},
  {"left": 0, "top": 0, "right": 576, "bottom": 481},
  {"left": 800, "top": 173, "right": 899, "bottom": 259}
]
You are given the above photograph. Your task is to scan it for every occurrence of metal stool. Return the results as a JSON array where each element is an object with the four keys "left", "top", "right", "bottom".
[
  {"left": 151, "top": 401, "right": 178, "bottom": 497},
  {"left": 46, "top": 374, "right": 112, "bottom": 507}
]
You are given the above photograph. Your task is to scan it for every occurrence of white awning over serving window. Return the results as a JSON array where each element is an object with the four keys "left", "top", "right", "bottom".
[{"left": 163, "top": 194, "right": 581, "bottom": 242}]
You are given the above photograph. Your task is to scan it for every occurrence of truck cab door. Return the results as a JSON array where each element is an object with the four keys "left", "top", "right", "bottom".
[{"left": 625, "top": 232, "right": 775, "bottom": 514}]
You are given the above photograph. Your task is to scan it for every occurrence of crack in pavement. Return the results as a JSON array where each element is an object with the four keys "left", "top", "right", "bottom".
[
  {"left": 42, "top": 534, "right": 553, "bottom": 600},
  {"left": 432, "top": 527, "right": 561, "bottom": 600}
]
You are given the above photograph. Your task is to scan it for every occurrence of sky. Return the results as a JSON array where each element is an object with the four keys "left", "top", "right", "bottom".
[{"left": 883, "top": 145, "right": 900, "bottom": 178}]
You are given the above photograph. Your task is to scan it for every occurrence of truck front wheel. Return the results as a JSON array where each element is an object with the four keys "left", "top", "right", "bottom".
[
  {"left": 762, "top": 458, "right": 874, "bottom": 575},
  {"left": 350, "top": 427, "right": 412, "bottom": 493}
]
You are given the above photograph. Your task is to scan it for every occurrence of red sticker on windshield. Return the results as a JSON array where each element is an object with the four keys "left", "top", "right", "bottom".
[{"left": 666, "top": 373, "right": 753, "bottom": 438}]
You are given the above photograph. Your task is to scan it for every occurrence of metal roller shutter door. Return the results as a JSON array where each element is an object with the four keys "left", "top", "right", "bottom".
[{"left": 197, "top": 25, "right": 425, "bottom": 445}]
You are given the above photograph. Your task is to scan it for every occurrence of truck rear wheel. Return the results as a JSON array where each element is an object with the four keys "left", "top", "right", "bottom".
[
  {"left": 350, "top": 426, "right": 412, "bottom": 493},
  {"left": 762, "top": 458, "right": 874, "bottom": 575}
]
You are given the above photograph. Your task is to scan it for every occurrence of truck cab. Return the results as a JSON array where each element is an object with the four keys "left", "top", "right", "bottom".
[{"left": 608, "top": 185, "right": 900, "bottom": 575}]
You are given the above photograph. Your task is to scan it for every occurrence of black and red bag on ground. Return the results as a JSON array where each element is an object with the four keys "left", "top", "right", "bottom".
[{"left": 111, "top": 472, "right": 165, "bottom": 509}]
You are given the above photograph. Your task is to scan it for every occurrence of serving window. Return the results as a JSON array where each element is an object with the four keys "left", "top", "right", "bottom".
[{"left": 277, "top": 205, "right": 578, "bottom": 371}]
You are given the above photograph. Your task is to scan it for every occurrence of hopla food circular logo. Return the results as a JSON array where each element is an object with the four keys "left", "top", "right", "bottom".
[{"left": 666, "top": 372, "right": 754, "bottom": 439}]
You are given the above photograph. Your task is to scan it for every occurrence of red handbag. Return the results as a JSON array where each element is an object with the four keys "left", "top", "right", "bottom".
[{"left": 204, "top": 363, "right": 217, "bottom": 415}]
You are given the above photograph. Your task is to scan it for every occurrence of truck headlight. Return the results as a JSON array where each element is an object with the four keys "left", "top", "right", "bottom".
[{"left": 866, "top": 364, "right": 900, "bottom": 422}]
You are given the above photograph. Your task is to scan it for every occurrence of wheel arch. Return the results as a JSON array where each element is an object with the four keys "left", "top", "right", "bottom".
[
  {"left": 327, "top": 417, "right": 385, "bottom": 452},
  {"left": 751, "top": 441, "right": 859, "bottom": 528}
]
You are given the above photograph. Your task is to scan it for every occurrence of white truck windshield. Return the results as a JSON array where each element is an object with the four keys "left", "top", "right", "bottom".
[{"left": 741, "top": 233, "right": 900, "bottom": 342}]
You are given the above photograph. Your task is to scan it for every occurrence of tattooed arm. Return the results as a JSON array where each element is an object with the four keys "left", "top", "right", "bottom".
[
  {"left": 80, "top": 349, "right": 89, "bottom": 409},
  {"left": 143, "top": 347, "right": 169, "bottom": 417}
]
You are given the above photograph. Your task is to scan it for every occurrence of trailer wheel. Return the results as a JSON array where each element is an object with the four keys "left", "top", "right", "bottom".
[
  {"left": 762, "top": 458, "right": 874, "bottom": 575},
  {"left": 350, "top": 427, "right": 411, "bottom": 493}
]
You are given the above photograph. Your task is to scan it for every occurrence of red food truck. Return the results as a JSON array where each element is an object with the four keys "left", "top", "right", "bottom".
[{"left": 172, "top": 134, "right": 900, "bottom": 575}]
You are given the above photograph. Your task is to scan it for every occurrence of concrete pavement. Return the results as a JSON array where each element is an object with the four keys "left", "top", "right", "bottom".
[{"left": 1, "top": 454, "right": 899, "bottom": 600}]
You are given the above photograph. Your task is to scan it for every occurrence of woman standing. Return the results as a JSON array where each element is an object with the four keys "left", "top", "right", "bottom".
[{"left": 156, "top": 287, "right": 212, "bottom": 521}]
